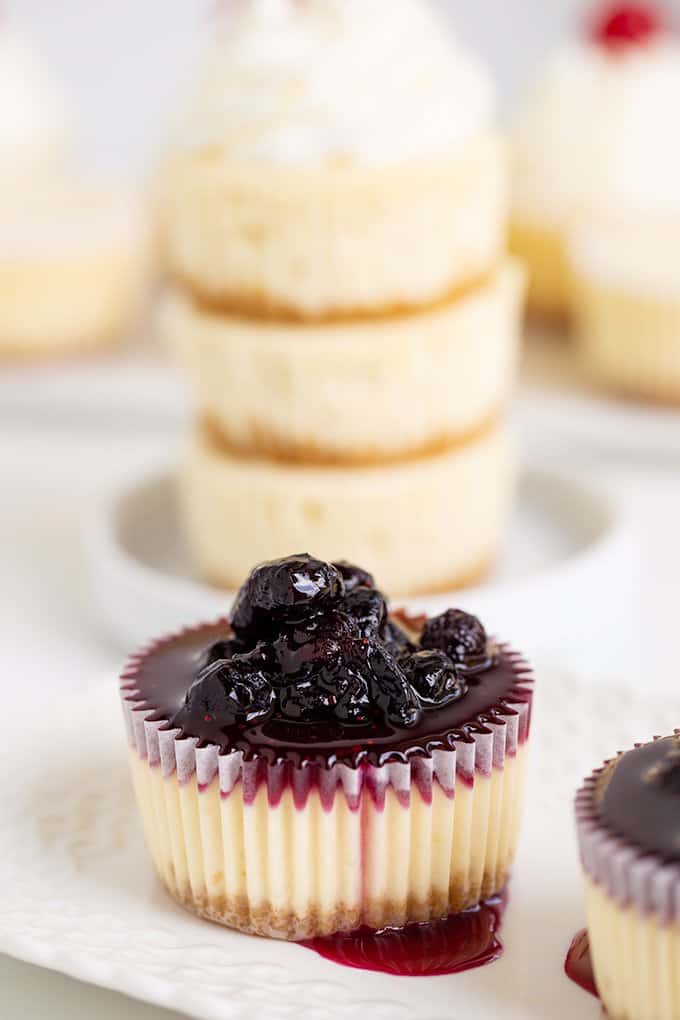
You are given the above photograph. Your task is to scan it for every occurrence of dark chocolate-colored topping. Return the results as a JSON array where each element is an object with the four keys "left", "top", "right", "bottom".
[
  {"left": 598, "top": 736, "right": 680, "bottom": 861},
  {"left": 124, "top": 555, "right": 531, "bottom": 766}
]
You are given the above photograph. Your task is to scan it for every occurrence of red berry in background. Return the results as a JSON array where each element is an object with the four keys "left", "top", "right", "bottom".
[{"left": 591, "top": 3, "right": 664, "bottom": 48}]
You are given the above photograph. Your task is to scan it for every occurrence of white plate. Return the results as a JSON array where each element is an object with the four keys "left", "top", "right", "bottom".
[
  {"left": 84, "top": 464, "right": 633, "bottom": 672},
  {"left": 1, "top": 672, "right": 663, "bottom": 1020},
  {"left": 519, "top": 325, "right": 680, "bottom": 461}
]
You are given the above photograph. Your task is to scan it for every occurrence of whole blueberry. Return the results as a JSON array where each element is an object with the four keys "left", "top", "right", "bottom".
[
  {"left": 230, "top": 554, "right": 344, "bottom": 639},
  {"left": 420, "top": 609, "right": 487, "bottom": 665},
  {"left": 402, "top": 649, "right": 468, "bottom": 707},
  {"left": 198, "top": 637, "right": 245, "bottom": 670},
  {"left": 271, "top": 609, "right": 355, "bottom": 682},
  {"left": 332, "top": 560, "right": 375, "bottom": 593},
  {"left": 344, "top": 586, "right": 388, "bottom": 639},
  {"left": 174, "top": 653, "right": 275, "bottom": 730},
  {"left": 366, "top": 643, "right": 422, "bottom": 728}
]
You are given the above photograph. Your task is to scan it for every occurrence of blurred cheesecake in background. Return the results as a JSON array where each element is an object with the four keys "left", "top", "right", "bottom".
[
  {"left": 0, "top": 28, "right": 150, "bottom": 358},
  {"left": 0, "top": 25, "right": 71, "bottom": 190},
  {"left": 510, "top": 2, "right": 680, "bottom": 321},
  {"left": 569, "top": 214, "right": 680, "bottom": 404},
  {"left": 160, "top": 0, "right": 524, "bottom": 596}
]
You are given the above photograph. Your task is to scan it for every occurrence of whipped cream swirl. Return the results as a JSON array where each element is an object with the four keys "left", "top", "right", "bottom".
[
  {"left": 175, "top": 0, "right": 494, "bottom": 164},
  {"left": 0, "top": 30, "right": 72, "bottom": 183}
]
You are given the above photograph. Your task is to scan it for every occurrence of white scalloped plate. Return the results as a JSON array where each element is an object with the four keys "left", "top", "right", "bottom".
[
  {"left": 83, "top": 463, "right": 634, "bottom": 674},
  {"left": 2, "top": 672, "right": 669, "bottom": 1020}
]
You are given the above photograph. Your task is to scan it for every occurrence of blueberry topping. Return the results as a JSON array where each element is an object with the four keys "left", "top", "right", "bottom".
[
  {"left": 366, "top": 644, "right": 422, "bottom": 728},
  {"left": 177, "top": 655, "right": 275, "bottom": 728},
  {"left": 230, "top": 553, "right": 344, "bottom": 639},
  {"left": 344, "top": 586, "right": 388, "bottom": 639},
  {"left": 383, "top": 618, "right": 415, "bottom": 656},
  {"left": 199, "top": 637, "right": 244, "bottom": 669},
  {"left": 172, "top": 555, "right": 494, "bottom": 738},
  {"left": 402, "top": 650, "right": 468, "bottom": 707},
  {"left": 420, "top": 609, "right": 488, "bottom": 666},
  {"left": 332, "top": 560, "right": 375, "bottom": 593},
  {"left": 279, "top": 652, "right": 372, "bottom": 724},
  {"left": 271, "top": 610, "right": 356, "bottom": 682}
]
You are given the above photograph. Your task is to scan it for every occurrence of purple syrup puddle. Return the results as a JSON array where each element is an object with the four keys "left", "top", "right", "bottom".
[
  {"left": 299, "top": 892, "right": 507, "bottom": 977},
  {"left": 565, "top": 928, "right": 599, "bottom": 999}
]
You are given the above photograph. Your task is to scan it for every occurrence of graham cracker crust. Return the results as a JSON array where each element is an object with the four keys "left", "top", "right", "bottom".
[
  {"left": 584, "top": 374, "right": 680, "bottom": 409},
  {"left": 0, "top": 331, "right": 124, "bottom": 362},
  {"left": 162, "top": 872, "right": 508, "bottom": 941},
  {"left": 177, "top": 268, "right": 496, "bottom": 326},
  {"left": 200, "top": 410, "right": 501, "bottom": 469}
]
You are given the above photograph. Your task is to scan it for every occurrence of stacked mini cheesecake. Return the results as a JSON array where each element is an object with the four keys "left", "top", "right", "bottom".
[
  {"left": 159, "top": 0, "right": 525, "bottom": 596},
  {"left": 0, "top": 28, "right": 149, "bottom": 358}
]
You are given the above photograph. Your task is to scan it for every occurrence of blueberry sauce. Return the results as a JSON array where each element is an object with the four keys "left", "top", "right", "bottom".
[
  {"left": 565, "top": 929, "right": 598, "bottom": 999},
  {"left": 300, "top": 893, "right": 507, "bottom": 977}
]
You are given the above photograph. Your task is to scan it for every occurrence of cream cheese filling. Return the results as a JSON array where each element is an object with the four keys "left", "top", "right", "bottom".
[{"left": 129, "top": 745, "right": 528, "bottom": 939}]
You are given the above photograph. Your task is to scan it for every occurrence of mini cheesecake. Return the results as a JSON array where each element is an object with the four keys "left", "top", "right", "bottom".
[
  {"left": 510, "top": 2, "right": 680, "bottom": 320},
  {"left": 180, "top": 419, "right": 516, "bottom": 596},
  {"left": 121, "top": 554, "right": 534, "bottom": 940},
  {"left": 568, "top": 215, "right": 680, "bottom": 405},
  {"left": 576, "top": 736, "right": 680, "bottom": 1019},
  {"left": 0, "top": 185, "right": 149, "bottom": 359},
  {"left": 162, "top": 260, "right": 524, "bottom": 464},
  {"left": 158, "top": 0, "right": 504, "bottom": 319},
  {"left": 161, "top": 132, "right": 505, "bottom": 322}
]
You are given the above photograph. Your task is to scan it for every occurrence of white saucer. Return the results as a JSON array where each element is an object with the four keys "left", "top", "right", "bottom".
[
  {"left": 84, "top": 463, "right": 633, "bottom": 671},
  {"left": 0, "top": 671, "right": 661, "bottom": 1020},
  {"left": 519, "top": 325, "right": 680, "bottom": 461}
]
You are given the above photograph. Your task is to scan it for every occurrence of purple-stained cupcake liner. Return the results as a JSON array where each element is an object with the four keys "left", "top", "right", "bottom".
[
  {"left": 575, "top": 737, "right": 680, "bottom": 926},
  {"left": 120, "top": 620, "right": 533, "bottom": 811}
]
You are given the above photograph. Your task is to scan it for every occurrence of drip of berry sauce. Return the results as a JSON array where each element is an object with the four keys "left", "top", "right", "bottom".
[
  {"left": 591, "top": 3, "right": 663, "bottom": 49},
  {"left": 564, "top": 929, "right": 599, "bottom": 998},
  {"left": 300, "top": 893, "right": 507, "bottom": 977}
]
